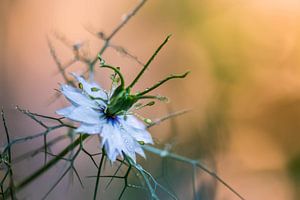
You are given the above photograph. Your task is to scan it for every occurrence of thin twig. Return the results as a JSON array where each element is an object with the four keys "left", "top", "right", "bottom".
[
  {"left": 93, "top": 152, "right": 105, "bottom": 200},
  {"left": 147, "top": 109, "right": 191, "bottom": 128},
  {"left": 47, "top": 37, "right": 74, "bottom": 86},
  {"left": 1, "top": 109, "right": 16, "bottom": 200},
  {"left": 143, "top": 145, "right": 246, "bottom": 200},
  {"left": 90, "top": 0, "right": 148, "bottom": 66}
]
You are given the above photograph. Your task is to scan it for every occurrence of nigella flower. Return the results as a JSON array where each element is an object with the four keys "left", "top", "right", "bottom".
[
  {"left": 57, "top": 73, "right": 155, "bottom": 162},
  {"left": 56, "top": 35, "right": 189, "bottom": 163}
]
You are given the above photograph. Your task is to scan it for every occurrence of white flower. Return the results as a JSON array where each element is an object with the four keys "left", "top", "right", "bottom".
[{"left": 56, "top": 73, "right": 153, "bottom": 162}]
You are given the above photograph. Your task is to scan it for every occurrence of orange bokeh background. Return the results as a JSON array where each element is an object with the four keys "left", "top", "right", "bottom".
[{"left": 2, "top": 0, "right": 300, "bottom": 199}]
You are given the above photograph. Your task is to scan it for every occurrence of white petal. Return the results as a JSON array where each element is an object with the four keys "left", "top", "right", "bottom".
[
  {"left": 103, "top": 142, "right": 120, "bottom": 162},
  {"left": 61, "top": 84, "right": 99, "bottom": 109},
  {"left": 99, "top": 122, "right": 149, "bottom": 163},
  {"left": 120, "top": 131, "right": 140, "bottom": 162},
  {"left": 100, "top": 123, "right": 115, "bottom": 144},
  {"left": 125, "top": 115, "right": 146, "bottom": 130},
  {"left": 100, "top": 123, "right": 128, "bottom": 161},
  {"left": 101, "top": 124, "right": 121, "bottom": 153},
  {"left": 129, "top": 129, "right": 153, "bottom": 144},
  {"left": 75, "top": 123, "right": 102, "bottom": 134},
  {"left": 134, "top": 144, "right": 146, "bottom": 158},
  {"left": 121, "top": 116, "right": 153, "bottom": 144},
  {"left": 71, "top": 73, "right": 107, "bottom": 100},
  {"left": 66, "top": 106, "right": 101, "bottom": 124},
  {"left": 56, "top": 105, "right": 76, "bottom": 116}
]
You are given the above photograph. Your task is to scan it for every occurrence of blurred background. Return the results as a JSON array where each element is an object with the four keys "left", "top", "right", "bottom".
[{"left": 1, "top": 0, "right": 300, "bottom": 199}]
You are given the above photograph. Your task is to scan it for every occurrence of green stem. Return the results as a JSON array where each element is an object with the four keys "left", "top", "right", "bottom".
[
  {"left": 16, "top": 134, "right": 89, "bottom": 191},
  {"left": 137, "top": 71, "right": 189, "bottom": 96},
  {"left": 93, "top": 151, "right": 105, "bottom": 200},
  {"left": 128, "top": 35, "right": 171, "bottom": 89},
  {"left": 137, "top": 96, "right": 168, "bottom": 103},
  {"left": 137, "top": 95, "right": 159, "bottom": 100},
  {"left": 99, "top": 63, "right": 125, "bottom": 89}
]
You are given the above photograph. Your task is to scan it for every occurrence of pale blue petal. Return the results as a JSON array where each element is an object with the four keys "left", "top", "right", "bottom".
[
  {"left": 56, "top": 105, "right": 76, "bottom": 116},
  {"left": 134, "top": 144, "right": 146, "bottom": 158},
  {"left": 103, "top": 142, "right": 120, "bottom": 162},
  {"left": 75, "top": 123, "right": 102, "bottom": 134},
  {"left": 100, "top": 123, "right": 134, "bottom": 162},
  {"left": 99, "top": 120, "right": 149, "bottom": 163},
  {"left": 61, "top": 84, "right": 99, "bottom": 109},
  {"left": 101, "top": 124, "right": 124, "bottom": 161},
  {"left": 71, "top": 73, "right": 107, "bottom": 100},
  {"left": 120, "top": 132, "right": 137, "bottom": 162},
  {"left": 128, "top": 129, "right": 153, "bottom": 144},
  {"left": 66, "top": 106, "right": 101, "bottom": 124},
  {"left": 121, "top": 116, "right": 153, "bottom": 144},
  {"left": 125, "top": 115, "right": 146, "bottom": 130}
]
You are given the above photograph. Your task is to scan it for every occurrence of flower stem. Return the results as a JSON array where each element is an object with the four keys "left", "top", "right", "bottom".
[
  {"left": 128, "top": 35, "right": 171, "bottom": 89},
  {"left": 93, "top": 151, "right": 105, "bottom": 200},
  {"left": 137, "top": 71, "right": 190, "bottom": 96}
]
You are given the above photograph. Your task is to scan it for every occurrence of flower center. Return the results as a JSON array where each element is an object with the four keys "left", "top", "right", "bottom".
[
  {"left": 101, "top": 108, "right": 119, "bottom": 125},
  {"left": 107, "top": 87, "right": 138, "bottom": 116}
]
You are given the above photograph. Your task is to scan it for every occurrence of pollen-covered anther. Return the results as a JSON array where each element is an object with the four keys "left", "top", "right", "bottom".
[
  {"left": 134, "top": 101, "right": 156, "bottom": 111},
  {"left": 78, "top": 83, "right": 83, "bottom": 89},
  {"left": 156, "top": 95, "right": 169, "bottom": 102},
  {"left": 91, "top": 87, "right": 100, "bottom": 92},
  {"left": 144, "top": 118, "right": 152, "bottom": 125},
  {"left": 133, "top": 113, "right": 153, "bottom": 125}
]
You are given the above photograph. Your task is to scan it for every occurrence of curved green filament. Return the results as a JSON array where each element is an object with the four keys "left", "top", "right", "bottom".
[
  {"left": 98, "top": 55, "right": 125, "bottom": 88},
  {"left": 137, "top": 95, "right": 168, "bottom": 102},
  {"left": 134, "top": 101, "right": 155, "bottom": 110},
  {"left": 137, "top": 95, "right": 158, "bottom": 99},
  {"left": 137, "top": 71, "right": 190, "bottom": 96},
  {"left": 89, "top": 96, "right": 107, "bottom": 103},
  {"left": 100, "top": 64, "right": 125, "bottom": 89},
  {"left": 128, "top": 35, "right": 172, "bottom": 89}
]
